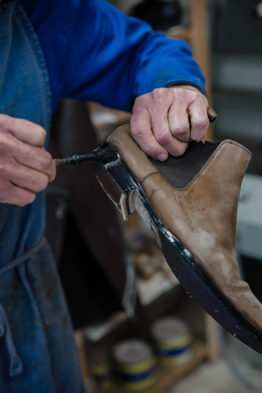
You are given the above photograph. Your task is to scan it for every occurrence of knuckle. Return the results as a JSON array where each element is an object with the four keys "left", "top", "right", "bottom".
[
  {"left": 170, "top": 143, "right": 188, "bottom": 157},
  {"left": 49, "top": 165, "right": 56, "bottom": 182},
  {"left": 133, "top": 94, "right": 149, "bottom": 110},
  {"left": 37, "top": 174, "right": 49, "bottom": 191},
  {"left": 0, "top": 182, "right": 12, "bottom": 203},
  {"left": 10, "top": 117, "right": 29, "bottom": 137},
  {"left": 172, "top": 87, "right": 186, "bottom": 100},
  {"left": 29, "top": 123, "right": 46, "bottom": 146},
  {"left": 152, "top": 88, "right": 167, "bottom": 103},
  {"left": 130, "top": 126, "right": 146, "bottom": 141},
  {"left": 0, "top": 132, "right": 14, "bottom": 153},
  {"left": 27, "top": 194, "right": 36, "bottom": 205},
  {"left": 196, "top": 117, "right": 209, "bottom": 130},
  {"left": 145, "top": 144, "right": 161, "bottom": 157},
  {"left": 0, "top": 159, "right": 17, "bottom": 179},
  {"left": 192, "top": 118, "right": 209, "bottom": 140},
  {"left": 41, "top": 175, "right": 49, "bottom": 190},
  {"left": 0, "top": 113, "right": 12, "bottom": 129},
  {"left": 14, "top": 118, "right": 46, "bottom": 145},
  {"left": 36, "top": 125, "right": 46, "bottom": 141},
  {"left": 153, "top": 87, "right": 165, "bottom": 96},
  {"left": 39, "top": 150, "right": 52, "bottom": 169},
  {"left": 171, "top": 122, "right": 188, "bottom": 136},
  {"left": 156, "top": 131, "right": 170, "bottom": 146},
  {"left": 194, "top": 111, "right": 209, "bottom": 128},
  {"left": 196, "top": 92, "right": 208, "bottom": 102},
  {"left": 131, "top": 130, "right": 161, "bottom": 158},
  {"left": 135, "top": 136, "right": 158, "bottom": 156}
]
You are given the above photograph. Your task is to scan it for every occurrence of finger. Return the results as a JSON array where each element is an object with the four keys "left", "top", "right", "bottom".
[
  {"left": 47, "top": 160, "right": 56, "bottom": 182},
  {"left": 161, "top": 134, "right": 188, "bottom": 157},
  {"left": 149, "top": 107, "right": 188, "bottom": 157},
  {"left": 7, "top": 161, "right": 50, "bottom": 194},
  {"left": 0, "top": 179, "right": 36, "bottom": 206},
  {"left": 130, "top": 109, "right": 168, "bottom": 161},
  {"left": 168, "top": 101, "right": 191, "bottom": 143},
  {"left": 7, "top": 185, "right": 36, "bottom": 206},
  {"left": 0, "top": 114, "right": 47, "bottom": 147},
  {"left": 15, "top": 144, "right": 56, "bottom": 181},
  {"left": 0, "top": 131, "right": 55, "bottom": 182},
  {"left": 188, "top": 99, "right": 209, "bottom": 141}
]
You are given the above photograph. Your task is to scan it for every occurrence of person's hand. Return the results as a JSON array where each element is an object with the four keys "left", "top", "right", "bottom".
[
  {"left": 0, "top": 114, "right": 56, "bottom": 206},
  {"left": 130, "top": 85, "right": 210, "bottom": 160}
]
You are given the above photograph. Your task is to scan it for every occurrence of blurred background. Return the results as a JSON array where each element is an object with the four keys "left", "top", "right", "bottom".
[{"left": 46, "top": 1, "right": 262, "bottom": 392}]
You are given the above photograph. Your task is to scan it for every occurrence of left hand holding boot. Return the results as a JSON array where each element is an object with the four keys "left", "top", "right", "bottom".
[{"left": 130, "top": 85, "right": 210, "bottom": 161}]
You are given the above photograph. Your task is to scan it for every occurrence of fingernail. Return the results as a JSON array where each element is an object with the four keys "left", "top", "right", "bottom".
[{"left": 157, "top": 153, "right": 168, "bottom": 161}]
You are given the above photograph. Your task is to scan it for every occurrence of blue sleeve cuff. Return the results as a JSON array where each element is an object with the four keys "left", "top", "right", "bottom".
[{"left": 133, "top": 33, "right": 206, "bottom": 102}]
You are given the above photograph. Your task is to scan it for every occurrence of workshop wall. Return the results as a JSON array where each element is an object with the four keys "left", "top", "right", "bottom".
[{"left": 210, "top": 0, "right": 262, "bottom": 149}]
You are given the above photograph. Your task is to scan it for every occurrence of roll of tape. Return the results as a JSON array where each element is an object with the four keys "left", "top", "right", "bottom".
[
  {"left": 87, "top": 348, "right": 112, "bottom": 388},
  {"left": 151, "top": 317, "right": 193, "bottom": 366},
  {"left": 88, "top": 362, "right": 111, "bottom": 383},
  {"left": 112, "top": 339, "right": 155, "bottom": 390}
]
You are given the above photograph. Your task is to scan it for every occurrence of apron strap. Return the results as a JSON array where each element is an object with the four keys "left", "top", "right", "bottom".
[
  {"left": 0, "top": 237, "right": 46, "bottom": 377},
  {"left": 0, "top": 303, "right": 23, "bottom": 376},
  {"left": 0, "top": 238, "right": 46, "bottom": 275}
]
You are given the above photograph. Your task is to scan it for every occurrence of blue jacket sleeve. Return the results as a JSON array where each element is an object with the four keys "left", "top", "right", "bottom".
[
  {"left": 61, "top": 0, "right": 206, "bottom": 112},
  {"left": 21, "top": 0, "right": 206, "bottom": 112}
]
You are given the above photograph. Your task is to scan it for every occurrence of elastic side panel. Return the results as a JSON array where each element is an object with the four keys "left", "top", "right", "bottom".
[{"left": 149, "top": 141, "right": 219, "bottom": 188}]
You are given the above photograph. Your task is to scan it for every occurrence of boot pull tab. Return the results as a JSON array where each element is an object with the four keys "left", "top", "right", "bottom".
[{"left": 207, "top": 106, "right": 217, "bottom": 123}]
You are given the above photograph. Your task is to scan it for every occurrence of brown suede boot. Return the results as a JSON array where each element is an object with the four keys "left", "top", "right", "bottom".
[{"left": 94, "top": 123, "right": 262, "bottom": 353}]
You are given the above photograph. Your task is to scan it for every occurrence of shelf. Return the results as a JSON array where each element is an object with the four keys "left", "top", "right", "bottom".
[
  {"left": 103, "top": 341, "right": 207, "bottom": 393},
  {"left": 87, "top": 102, "right": 130, "bottom": 130},
  {"left": 164, "top": 26, "right": 191, "bottom": 40}
]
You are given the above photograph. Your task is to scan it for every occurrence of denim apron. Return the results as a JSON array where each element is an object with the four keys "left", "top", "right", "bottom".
[{"left": 0, "top": 2, "right": 86, "bottom": 392}]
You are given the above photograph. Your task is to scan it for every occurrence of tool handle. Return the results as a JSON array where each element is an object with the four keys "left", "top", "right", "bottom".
[
  {"left": 54, "top": 154, "right": 90, "bottom": 167},
  {"left": 54, "top": 144, "right": 117, "bottom": 167}
]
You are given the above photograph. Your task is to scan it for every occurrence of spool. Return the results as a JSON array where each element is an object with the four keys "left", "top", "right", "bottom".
[
  {"left": 151, "top": 317, "right": 193, "bottom": 366},
  {"left": 87, "top": 347, "right": 112, "bottom": 389},
  {"left": 112, "top": 339, "right": 155, "bottom": 390}
]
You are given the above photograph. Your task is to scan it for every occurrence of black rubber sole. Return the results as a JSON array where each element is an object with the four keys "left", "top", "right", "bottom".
[{"left": 95, "top": 144, "right": 262, "bottom": 353}]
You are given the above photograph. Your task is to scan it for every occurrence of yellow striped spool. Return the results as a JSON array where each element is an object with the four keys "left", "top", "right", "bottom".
[
  {"left": 112, "top": 339, "right": 155, "bottom": 390},
  {"left": 151, "top": 317, "right": 193, "bottom": 366}
]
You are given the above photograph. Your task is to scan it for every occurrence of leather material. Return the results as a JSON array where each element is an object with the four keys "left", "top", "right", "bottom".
[
  {"left": 149, "top": 140, "right": 218, "bottom": 188},
  {"left": 107, "top": 124, "right": 262, "bottom": 333}
]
